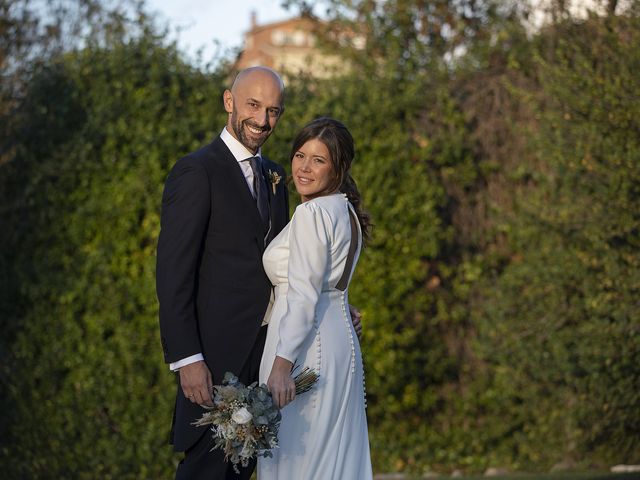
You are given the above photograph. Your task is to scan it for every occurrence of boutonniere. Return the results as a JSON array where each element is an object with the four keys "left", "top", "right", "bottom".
[{"left": 267, "top": 169, "right": 282, "bottom": 194}]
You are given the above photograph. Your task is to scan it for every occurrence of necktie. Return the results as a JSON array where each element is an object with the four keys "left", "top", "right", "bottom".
[{"left": 247, "top": 156, "right": 270, "bottom": 229}]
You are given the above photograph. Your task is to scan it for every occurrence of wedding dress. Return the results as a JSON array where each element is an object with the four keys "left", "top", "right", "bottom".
[{"left": 258, "top": 193, "right": 373, "bottom": 480}]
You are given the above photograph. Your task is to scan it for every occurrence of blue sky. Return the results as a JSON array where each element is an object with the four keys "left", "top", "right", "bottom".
[{"left": 145, "top": 0, "right": 295, "bottom": 62}]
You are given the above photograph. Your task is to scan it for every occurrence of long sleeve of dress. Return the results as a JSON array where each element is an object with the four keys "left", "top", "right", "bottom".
[{"left": 276, "top": 202, "right": 332, "bottom": 363}]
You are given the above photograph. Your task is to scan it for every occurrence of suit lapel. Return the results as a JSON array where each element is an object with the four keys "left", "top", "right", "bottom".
[
  {"left": 261, "top": 157, "right": 287, "bottom": 245},
  {"left": 260, "top": 161, "right": 274, "bottom": 241},
  {"left": 209, "top": 137, "right": 265, "bottom": 240}
]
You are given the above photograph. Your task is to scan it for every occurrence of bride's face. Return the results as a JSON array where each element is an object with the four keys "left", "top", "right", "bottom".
[{"left": 292, "top": 138, "right": 336, "bottom": 202}]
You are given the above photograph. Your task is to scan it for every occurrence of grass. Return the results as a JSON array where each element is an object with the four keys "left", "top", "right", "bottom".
[{"left": 410, "top": 473, "right": 640, "bottom": 480}]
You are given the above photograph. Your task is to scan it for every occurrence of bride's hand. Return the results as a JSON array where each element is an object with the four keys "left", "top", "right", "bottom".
[{"left": 267, "top": 356, "right": 296, "bottom": 409}]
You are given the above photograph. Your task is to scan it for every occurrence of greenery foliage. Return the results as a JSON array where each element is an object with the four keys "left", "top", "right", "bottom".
[{"left": 1, "top": 0, "right": 638, "bottom": 477}]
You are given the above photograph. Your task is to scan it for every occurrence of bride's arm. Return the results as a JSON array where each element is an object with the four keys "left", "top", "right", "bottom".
[
  {"left": 267, "top": 202, "right": 332, "bottom": 408},
  {"left": 276, "top": 202, "right": 331, "bottom": 363}
]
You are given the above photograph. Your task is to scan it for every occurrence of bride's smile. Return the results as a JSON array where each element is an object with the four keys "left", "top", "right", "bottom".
[{"left": 292, "top": 138, "right": 336, "bottom": 202}]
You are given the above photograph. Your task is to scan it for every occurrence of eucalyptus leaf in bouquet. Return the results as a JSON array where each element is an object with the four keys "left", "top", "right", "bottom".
[{"left": 193, "top": 368, "right": 318, "bottom": 473}]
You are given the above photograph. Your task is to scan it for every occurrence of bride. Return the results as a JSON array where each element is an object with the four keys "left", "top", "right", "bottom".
[{"left": 258, "top": 117, "right": 373, "bottom": 479}]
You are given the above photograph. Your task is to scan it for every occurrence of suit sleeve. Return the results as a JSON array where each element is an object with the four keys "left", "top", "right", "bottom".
[
  {"left": 156, "top": 157, "right": 210, "bottom": 364},
  {"left": 276, "top": 202, "right": 332, "bottom": 363}
]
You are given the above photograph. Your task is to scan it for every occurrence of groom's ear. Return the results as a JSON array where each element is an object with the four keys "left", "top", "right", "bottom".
[{"left": 223, "top": 90, "right": 233, "bottom": 114}]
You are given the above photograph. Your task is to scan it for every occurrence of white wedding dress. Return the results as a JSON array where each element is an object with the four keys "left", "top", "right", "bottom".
[{"left": 258, "top": 193, "right": 373, "bottom": 480}]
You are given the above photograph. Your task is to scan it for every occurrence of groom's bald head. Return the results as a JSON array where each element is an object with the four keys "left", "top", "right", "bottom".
[
  {"left": 231, "top": 67, "right": 285, "bottom": 107},
  {"left": 223, "top": 67, "right": 285, "bottom": 154}
]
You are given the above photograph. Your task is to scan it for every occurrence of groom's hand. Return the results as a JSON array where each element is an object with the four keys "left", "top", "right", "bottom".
[
  {"left": 267, "top": 356, "right": 296, "bottom": 409},
  {"left": 349, "top": 304, "right": 363, "bottom": 339},
  {"left": 179, "top": 360, "right": 214, "bottom": 407}
]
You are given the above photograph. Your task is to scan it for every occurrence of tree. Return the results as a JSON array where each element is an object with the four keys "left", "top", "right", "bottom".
[
  {"left": 282, "top": 0, "right": 517, "bottom": 472},
  {"left": 0, "top": 13, "right": 233, "bottom": 476},
  {"left": 472, "top": 12, "right": 640, "bottom": 467}
]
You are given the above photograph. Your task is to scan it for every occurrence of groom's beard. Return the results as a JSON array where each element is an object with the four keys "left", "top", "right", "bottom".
[{"left": 231, "top": 112, "right": 272, "bottom": 154}]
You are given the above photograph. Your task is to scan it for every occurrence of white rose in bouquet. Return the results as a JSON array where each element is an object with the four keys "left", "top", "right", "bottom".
[
  {"left": 231, "top": 407, "right": 253, "bottom": 425},
  {"left": 193, "top": 369, "right": 318, "bottom": 473}
]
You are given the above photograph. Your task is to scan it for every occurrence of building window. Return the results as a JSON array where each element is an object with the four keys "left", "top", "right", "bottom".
[
  {"left": 271, "top": 30, "right": 286, "bottom": 45},
  {"left": 292, "top": 31, "right": 306, "bottom": 46}
]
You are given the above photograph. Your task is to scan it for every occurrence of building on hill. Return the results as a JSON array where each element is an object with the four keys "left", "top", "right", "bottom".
[{"left": 234, "top": 12, "right": 354, "bottom": 77}]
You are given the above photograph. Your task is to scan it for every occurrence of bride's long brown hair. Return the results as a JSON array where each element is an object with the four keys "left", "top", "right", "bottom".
[{"left": 289, "top": 117, "right": 372, "bottom": 242}]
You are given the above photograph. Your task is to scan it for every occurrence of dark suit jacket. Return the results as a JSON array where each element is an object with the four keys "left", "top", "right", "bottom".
[{"left": 156, "top": 135, "right": 289, "bottom": 451}]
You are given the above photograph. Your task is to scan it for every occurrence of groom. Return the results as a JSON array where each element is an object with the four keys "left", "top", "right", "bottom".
[{"left": 156, "top": 67, "right": 290, "bottom": 479}]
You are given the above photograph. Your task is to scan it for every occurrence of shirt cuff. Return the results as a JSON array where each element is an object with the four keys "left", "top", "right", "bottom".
[{"left": 169, "top": 353, "right": 204, "bottom": 371}]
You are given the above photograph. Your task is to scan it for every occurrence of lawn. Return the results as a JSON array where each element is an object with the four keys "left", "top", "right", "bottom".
[{"left": 410, "top": 473, "right": 640, "bottom": 480}]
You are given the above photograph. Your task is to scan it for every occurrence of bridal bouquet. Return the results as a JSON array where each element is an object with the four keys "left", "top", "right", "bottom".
[{"left": 193, "top": 367, "right": 319, "bottom": 472}]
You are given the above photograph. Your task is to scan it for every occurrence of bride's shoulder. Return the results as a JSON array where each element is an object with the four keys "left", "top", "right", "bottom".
[
  {"left": 292, "top": 194, "right": 347, "bottom": 228},
  {"left": 296, "top": 193, "right": 347, "bottom": 214}
]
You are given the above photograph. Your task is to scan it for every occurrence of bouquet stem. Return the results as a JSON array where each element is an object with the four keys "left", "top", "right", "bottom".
[{"left": 292, "top": 365, "right": 319, "bottom": 394}]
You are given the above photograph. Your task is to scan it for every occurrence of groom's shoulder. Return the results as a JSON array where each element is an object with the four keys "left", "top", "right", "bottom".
[
  {"left": 187, "top": 135, "right": 227, "bottom": 162},
  {"left": 174, "top": 136, "right": 227, "bottom": 170}
]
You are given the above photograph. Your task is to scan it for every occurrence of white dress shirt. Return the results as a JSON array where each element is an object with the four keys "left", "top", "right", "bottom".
[
  {"left": 221, "top": 126, "right": 263, "bottom": 196},
  {"left": 169, "top": 127, "right": 263, "bottom": 371}
]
